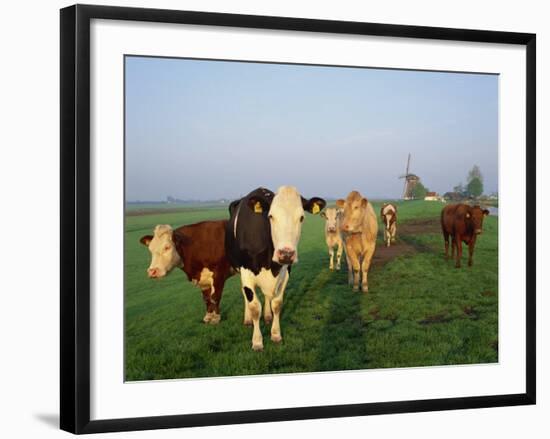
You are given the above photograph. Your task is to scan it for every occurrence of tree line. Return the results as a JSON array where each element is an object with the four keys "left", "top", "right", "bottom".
[{"left": 409, "top": 165, "right": 485, "bottom": 200}]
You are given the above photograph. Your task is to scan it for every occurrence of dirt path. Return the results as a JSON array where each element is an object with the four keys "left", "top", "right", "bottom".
[
  {"left": 371, "top": 218, "right": 441, "bottom": 267},
  {"left": 398, "top": 218, "right": 441, "bottom": 235}
]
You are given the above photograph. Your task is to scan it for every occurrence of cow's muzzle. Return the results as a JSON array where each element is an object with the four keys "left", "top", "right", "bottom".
[
  {"left": 276, "top": 247, "right": 296, "bottom": 265},
  {"left": 147, "top": 267, "right": 164, "bottom": 278},
  {"left": 327, "top": 226, "right": 337, "bottom": 233}
]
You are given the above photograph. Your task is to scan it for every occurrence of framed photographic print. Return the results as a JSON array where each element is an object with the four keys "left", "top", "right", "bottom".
[{"left": 60, "top": 4, "right": 536, "bottom": 434}]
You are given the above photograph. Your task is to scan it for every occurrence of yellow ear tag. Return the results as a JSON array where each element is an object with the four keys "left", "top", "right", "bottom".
[
  {"left": 254, "top": 201, "right": 263, "bottom": 213},
  {"left": 312, "top": 203, "right": 320, "bottom": 214}
]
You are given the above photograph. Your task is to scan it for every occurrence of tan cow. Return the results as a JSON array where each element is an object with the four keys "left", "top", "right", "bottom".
[
  {"left": 337, "top": 191, "right": 378, "bottom": 292},
  {"left": 320, "top": 207, "right": 344, "bottom": 270},
  {"left": 380, "top": 203, "right": 397, "bottom": 247}
]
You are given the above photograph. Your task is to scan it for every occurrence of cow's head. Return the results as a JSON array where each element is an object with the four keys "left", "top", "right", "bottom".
[
  {"left": 466, "top": 205, "right": 490, "bottom": 235},
  {"left": 139, "top": 224, "right": 182, "bottom": 278},
  {"left": 337, "top": 190, "right": 368, "bottom": 233},
  {"left": 320, "top": 207, "right": 341, "bottom": 233},
  {"left": 247, "top": 186, "right": 325, "bottom": 265}
]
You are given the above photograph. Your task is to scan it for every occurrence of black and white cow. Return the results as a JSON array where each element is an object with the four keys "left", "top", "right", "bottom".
[{"left": 225, "top": 186, "right": 326, "bottom": 351}]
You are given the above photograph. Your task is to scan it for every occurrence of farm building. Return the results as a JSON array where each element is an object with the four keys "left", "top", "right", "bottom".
[{"left": 424, "top": 192, "right": 442, "bottom": 201}]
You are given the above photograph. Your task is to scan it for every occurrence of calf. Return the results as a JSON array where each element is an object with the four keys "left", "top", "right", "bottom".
[
  {"left": 380, "top": 203, "right": 398, "bottom": 247},
  {"left": 140, "top": 221, "right": 234, "bottom": 324},
  {"left": 337, "top": 191, "right": 378, "bottom": 292},
  {"left": 441, "top": 204, "right": 490, "bottom": 268},
  {"left": 320, "top": 207, "right": 344, "bottom": 270},
  {"left": 225, "top": 186, "right": 326, "bottom": 351}
]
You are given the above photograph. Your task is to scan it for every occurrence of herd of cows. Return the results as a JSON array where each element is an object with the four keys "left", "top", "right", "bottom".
[{"left": 139, "top": 186, "right": 490, "bottom": 351}]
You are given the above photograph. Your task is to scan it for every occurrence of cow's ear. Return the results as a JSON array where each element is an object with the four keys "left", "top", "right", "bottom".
[
  {"left": 247, "top": 196, "right": 270, "bottom": 214},
  {"left": 302, "top": 197, "right": 327, "bottom": 215},
  {"left": 140, "top": 235, "right": 153, "bottom": 247},
  {"left": 336, "top": 199, "right": 345, "bottom": 209},
  {"left": 361, "top": 198, "right": 368, "bottom": 208},
  {"left": 483, "top": 209, "right": 490, "bottom": 216}
]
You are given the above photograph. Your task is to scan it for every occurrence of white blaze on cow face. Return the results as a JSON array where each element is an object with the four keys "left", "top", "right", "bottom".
[
  {"left": 142, "top": 225, "right": 182, "bottom": 278},
  {"left": 269, "top": 186, "right": 305, "bottom": 265}
]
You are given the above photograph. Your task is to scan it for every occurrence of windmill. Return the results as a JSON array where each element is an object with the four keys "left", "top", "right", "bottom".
[{"left": 398, "top": 153, "right": 420, "bottom": 200}]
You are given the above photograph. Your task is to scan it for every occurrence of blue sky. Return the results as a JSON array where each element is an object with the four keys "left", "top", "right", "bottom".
[{"left": 125, "top": 56, "right": 498, "bottom": 201}]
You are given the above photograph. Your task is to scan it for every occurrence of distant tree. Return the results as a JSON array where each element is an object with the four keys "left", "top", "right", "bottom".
[
  {"left": 412, "top": 182, "right": 428, "bottom": 199},
  {"left": 453, "top": 183, "right": 465, "bottom": 195},
  {"left": 467, "top": 165, "right": 483, "bottom": 184},
  {"left": 467, "top": 177, "right": 483, "bottom": 198}
]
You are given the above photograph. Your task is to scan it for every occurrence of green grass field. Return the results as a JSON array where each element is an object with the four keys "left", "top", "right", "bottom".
[{"left": 125, "top": 200, "right": 498, "bottom": 381}]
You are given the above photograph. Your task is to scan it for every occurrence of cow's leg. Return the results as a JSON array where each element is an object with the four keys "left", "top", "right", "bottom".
[
  {"left": 443, "top": 230, "right": 450, "bottom": 259},
  {"left": 391, "top": 224, "right": 397, "bottom": 243},
  {"left": 346, "top": 249, "right": 353, "bottom": 286},
  {"left": 241, "top": 269, "right": 263, "bottom": 351},
  {"left": 198, "top": 269, "right": 220, "bottom": 324},
  {"left": 336, "top": 241, "right": 343, "bottom": 271},
  {"left": 347, "top": 250, "right": 361, "bottom": 292},
  {"left": 468, "top": 238, "right": 476, "bottom": 267},
  {"left": 455, "top": 236, "right": 462, "bottom": 268},
  {"left": 208, "top": 277, "right": 225, "bottom": 325},
  {"left": 239, "top": 280, "right": 253, "bottom": 326},
  {"left": 451, "top": 236, "right": 456, "bottom": 259},
  {"left": 263, "top": 295, "right": 273, "bottom": 325},
  {"left": 270, "top": 269, "right": 289, "bottom": 344},
  {"left": 361, "top": 244, "right": 376, "bottom": 293},
  {"left": 329, "top": 246, "right": 335, "bottom": 270},
  {"left": 200, "top": 288, "right": 215, "bottom": 323},
  {"left": 385, "top": 228, "right": 390, "bottom": 247}
]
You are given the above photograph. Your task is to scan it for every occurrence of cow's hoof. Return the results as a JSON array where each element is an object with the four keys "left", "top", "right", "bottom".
[
  {"left": 336, "top": 265, "right": 341, "bottom": 271},
  {"left": 352, "top": 286, "right": 359, "bottom": 292},
  {"left": 271, "top": 334, "right": 282, "bottom": 343},
  {"left": 361, "top": 286, "right": 369, "bottom": 293},
  {"left": 203, "top": 313, "right": 213, "bottom": 323},
  {"left": 209, "top": 314, "right": 221, "bottom": 325},
  {"left": 252, "top": 342, "right": 264, "bottom": 352}
]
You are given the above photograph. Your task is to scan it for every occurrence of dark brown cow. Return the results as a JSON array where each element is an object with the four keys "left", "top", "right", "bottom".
[
  {"left": 140, "top": 221, "right": 234, "bottom": 324},
  {"left": 441, "top": 204, "right": 490, "bottom": 268}
]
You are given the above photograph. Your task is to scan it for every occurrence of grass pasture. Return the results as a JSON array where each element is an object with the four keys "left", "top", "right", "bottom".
[{"left": 125, "top": 200, "right": 498, "bottom": 381}]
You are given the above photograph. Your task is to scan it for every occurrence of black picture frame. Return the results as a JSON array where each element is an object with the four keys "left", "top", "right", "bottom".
[{"left": 60, "top": 4, "right": 536, "bottom": 434}]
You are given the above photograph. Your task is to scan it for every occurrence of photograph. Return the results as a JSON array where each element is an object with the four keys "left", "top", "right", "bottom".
[{"left": 124, "top": 55, "right": 499, "bottom": 381}]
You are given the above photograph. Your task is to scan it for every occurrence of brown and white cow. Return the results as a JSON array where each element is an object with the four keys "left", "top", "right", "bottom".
[
  {"left": 380, "top": 203, "right": 397, "bottom": 247},
  {"left": 140, "top": 221, "right": 234, "bottom": 324},
  {"left": 337, "top": 191, "right": 378, "bottom": 292},
  {"left": 441, "top": 204, "right": 490, "bottom": 268},
  {"left": 320, "top": 207, "right": 344, "bottom": 270}
]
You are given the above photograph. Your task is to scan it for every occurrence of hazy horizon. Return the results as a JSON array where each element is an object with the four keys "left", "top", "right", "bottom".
[{"left": 125, "top": 56, "right": 498, "bottom": 202}]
